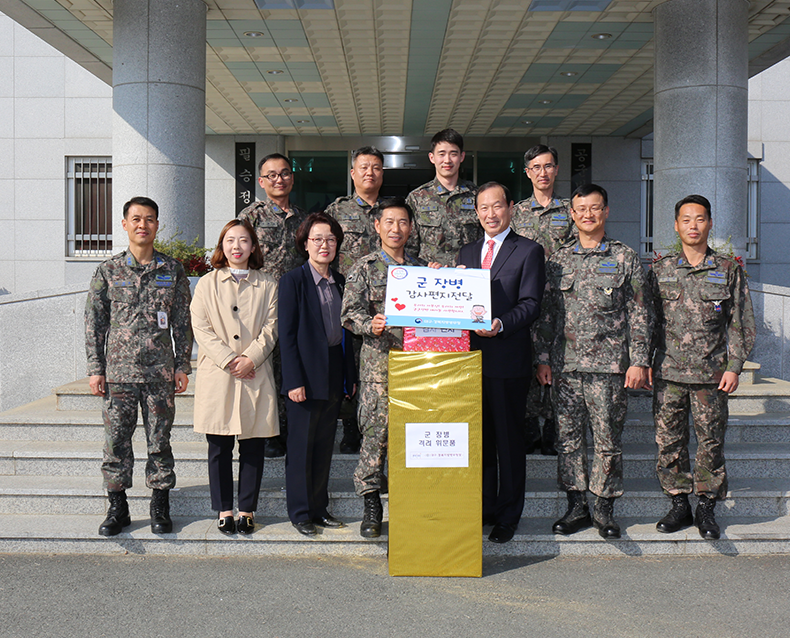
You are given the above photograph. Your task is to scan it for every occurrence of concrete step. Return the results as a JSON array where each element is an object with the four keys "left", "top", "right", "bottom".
[
  {"left": 0, "top": 475, "right": 787, "bottom": 520},
  {"left": 51, "top": 376, "right": 790, "bottom": 414},
  {"left": 1, "top": 513, "right": 787, "bottom": 557},
  {"left": 7, "top": 399, "right": 790, "bottom": 448},
  {"left": 3, "top": 440, "right": 790, "bottom": 480}
]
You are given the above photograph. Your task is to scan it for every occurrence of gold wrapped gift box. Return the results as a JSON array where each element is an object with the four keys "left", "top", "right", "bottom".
[{"left": 388, "top": 350, "right": 483, "bottom": 577}]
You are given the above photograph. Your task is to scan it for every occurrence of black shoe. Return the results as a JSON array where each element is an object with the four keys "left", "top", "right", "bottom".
[
  {"left": 656, "top": 494, "right": 693, "bottom": 533},
  {"left": 525, "top": 437, "right": 542, "bottom": 455},
  {"left": 218, "top": 515, "right": 236, "bottom": 536},
  {"left": 237, "top": 514, "right": 255, "bottom": 535},
  {"left": 360, "top": 491, "right": 383, "bottom": 538},
  {"left": 540, "top": 440, "right": 558, "bottom": 456},
  {"left": 313, "top": 513, "right": 346, "bottom": 528},
  {"left": 592, "top": 496, "right": 621, "bottom": 539},
  {"left": 525, "top": 417, "right": 541, "bottom": 454},
  {"left": 488, "top": 523, "right": 517, "bottom": 543},
  {"left": 98, "top": 490, "right": 131, "bottom": 537},
  {"left": 695, "top": 495, "right": 721, "bottom": 540},
  {"left": 552, "top": 491, "right": 592, "bottom": 535},
  {"left": 482, "top": 515, "right": 496, "bottom": 527},
  {"left": 263, "top": 437, "right": 286, "bottom": 458},
  {"left": 339, "top": 418, "right": 361, "bottom": 454},
  {"left": 293, "top": 521, "right": 317, "bottom": 536},
  {"left": 150, "top": 489, "right": 173, "bottom": 534}
]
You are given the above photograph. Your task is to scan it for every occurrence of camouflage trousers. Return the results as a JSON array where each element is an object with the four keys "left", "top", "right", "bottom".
[
  {"left": 653, "top": 378, "right": 728, "bottom": 500},
  {"left": 102, "top": 382, "right": 176, "bottom": 492},
  {"left": 553, "top": 371, "right": 627, "bottom": 498},
  {"left": 353, "top": 381, "right": 388, "bottom": 496}
]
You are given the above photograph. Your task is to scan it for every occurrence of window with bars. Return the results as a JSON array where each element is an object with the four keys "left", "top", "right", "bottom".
[
  {"left": 67, "top": 157, "right": 112, "bottom": 257},
  {"left": 640, "top": 160, "right": 654, "bottom": 258},
  {"left": 640, "top": 159, "right": 760, "bottom": 260},
  {"left": 746, "top": 158, "right": 760, "bottom": 260}
]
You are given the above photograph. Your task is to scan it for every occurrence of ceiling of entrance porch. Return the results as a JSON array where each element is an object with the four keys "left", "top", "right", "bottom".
[{"left": 5, "top": 0, "right": 790, "bottom": 138}]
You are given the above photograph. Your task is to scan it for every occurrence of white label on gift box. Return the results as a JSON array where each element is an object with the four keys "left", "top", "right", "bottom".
[{"left": 405, "top": 422, "right": 469, "bottom": 468}]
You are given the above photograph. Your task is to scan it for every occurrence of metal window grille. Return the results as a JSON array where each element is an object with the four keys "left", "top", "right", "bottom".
[
  {"left": 746, "top": 158, "right": 760, "bottom": 260},
  {"left": 640, "top": 159, "right": 654, "bottom": 258},
  {"left": 67, "top": 157, "right": 112, "bottom": 256}
]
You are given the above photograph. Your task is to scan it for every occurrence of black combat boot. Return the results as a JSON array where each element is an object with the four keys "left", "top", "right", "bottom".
[
  {"left": 552, "top": 490, "right": 592, "bottom": 535},
  {"left": 656, "top": 493, "right": 693, "bottom": 533},
  {"left": 360, "top": 491, "right": 383, "bottom": 538},
  {"left": 339, "top": 417, "right": 361, "bottom": 454},
  {"left": 98, "top": 490, "right": 131, "bottom": 537},
  {"left": 592, "top": 496, "right": 621, "bottom": 539},
  {"left": 150, "top": 488, "right": 173, "bottom": 534},
  {"left": 695, "top": 495, "right": 721, "bottom": 540}
]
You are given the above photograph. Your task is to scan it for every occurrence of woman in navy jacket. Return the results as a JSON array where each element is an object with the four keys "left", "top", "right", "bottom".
[{"left": 278, "top": 212, "right": 357, "bottom": 536}]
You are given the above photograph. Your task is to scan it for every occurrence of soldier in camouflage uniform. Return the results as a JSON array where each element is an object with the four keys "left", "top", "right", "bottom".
[
  {"left": 326, "top": 146, "right": 385, "bottom": 277},
  {"left": 535, "top": 184, "right": 652, "bottom": 539},
  {"left": 406, "top": 128, "right": 480, "bottom": 265},
  {"left": 238, "top": 152, "right": 307, "bottom": 457},
  {"left": 325, "top": 146, "right": 386, "bottom": 453},
  {"left": 85, "top": 196, "right": 193, "bottom": 537},
  {"left": 512, "top": 144, "right": 575, "bottom": 456},
  {"left": 340, "top": 198, "right": 425, "bottom": 538},
  {"left": 649, "top": 194, "right": 755, "bottom": 540}
]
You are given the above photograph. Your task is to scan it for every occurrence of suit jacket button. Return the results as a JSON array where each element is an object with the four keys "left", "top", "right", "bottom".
[
  {"left": 233, "top": 306, "right": 238, "bottom": 311},
  {"left": 234, "top": 335, "right": 240, "bottom": 340}
]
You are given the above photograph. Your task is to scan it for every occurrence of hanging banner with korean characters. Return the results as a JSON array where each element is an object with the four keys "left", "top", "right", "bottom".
[
  {"left": 384, "top": 265, "right": 491, "bottom": 330},
  {"left": 235, "top": 142, "right": 256, "bottom": 215}
]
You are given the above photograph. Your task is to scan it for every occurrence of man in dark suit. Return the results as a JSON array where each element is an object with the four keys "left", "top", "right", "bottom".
[{"left": 457, "top": 182, "right": 545, "bottom": 543}]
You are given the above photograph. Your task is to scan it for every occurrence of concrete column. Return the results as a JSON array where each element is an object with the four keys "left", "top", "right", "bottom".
[
  {"left": 653, "top": 0, "right": 748, "bottom": 256},
  {"left": 112, "top": 0, "right": 206, "bottom": 250}
]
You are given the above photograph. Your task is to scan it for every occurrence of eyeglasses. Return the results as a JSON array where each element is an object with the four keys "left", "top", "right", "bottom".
[
  {"left": 307, "top": 236, "right": 337, "bottom": 247},
  {"left": 572, "top": 205, "right": 606, "bottom": 214},
  {"left": 262, "top": 170, "right": 293, "bottom": 182},
  {"left": 527, "top": 163, "right": 557, "bottom": 173}
]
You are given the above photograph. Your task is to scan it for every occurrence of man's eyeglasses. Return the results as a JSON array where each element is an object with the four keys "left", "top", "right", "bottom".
[
  {"left": 262, "top": 170, "right": 293, "bottom": 182},
  {"left": 572, "top": 205, "right": 606, "bottom": 214},
  {"left": 527, "top": 163, "right": 557, "bottom": 174}
]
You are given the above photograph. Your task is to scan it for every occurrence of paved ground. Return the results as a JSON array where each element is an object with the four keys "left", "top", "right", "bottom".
[{"left": 1, "top": 553, "right": 788, "bottom": 637}]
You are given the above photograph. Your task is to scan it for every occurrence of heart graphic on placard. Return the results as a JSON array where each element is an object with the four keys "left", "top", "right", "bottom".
[
  {"left": 395, "top": 303, "right": 406, "bottom": 311},
  {"left": 391, "top": 298, "right": 398, "bottom": 302}
]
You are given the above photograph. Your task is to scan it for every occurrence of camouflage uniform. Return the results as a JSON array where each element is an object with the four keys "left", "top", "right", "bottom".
[
  {"left": 511, "top": 194, "right": 575, "bottom": 427},
  {"left": 325, "top": 193, "right": 382, "bottom": 276},
  {"left": 535, "top": 235, "right": 652, "bottom": 497},
  {"left": 406, "top": 178, "right": 479, "bottom": 265},
  {"left": 238, "top": 197, "right": 307, "bottom": 434},
  {"left": 237, "top": 197, "right": 307, "bottom": 280},
  {"left": 649, "top": 249, "right": 755, "bottom": 499},
  {"left": 85, "top": 250, "right": 193, "bottom": 492},
  {"left": 340, "top": 250, "right": 424, "bottom": 495}
]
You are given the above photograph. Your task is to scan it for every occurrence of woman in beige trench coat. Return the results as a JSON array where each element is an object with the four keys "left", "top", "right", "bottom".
[{"left": 190, "top": 219, "right": 278, "bottom": 536}]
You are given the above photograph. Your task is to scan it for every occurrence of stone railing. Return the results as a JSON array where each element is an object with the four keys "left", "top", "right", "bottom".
[{"left": 0, "top": 285, "right": 89, "bottom": 413}]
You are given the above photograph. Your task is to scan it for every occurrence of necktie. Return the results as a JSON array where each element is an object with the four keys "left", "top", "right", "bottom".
[{"left": 482, "top": 239, "right": 495, "bottom": 269}]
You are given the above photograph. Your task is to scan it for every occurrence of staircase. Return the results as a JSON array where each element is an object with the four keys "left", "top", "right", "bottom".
[{"left": 1, "top": 368, "right": 789, "bottom": 557}]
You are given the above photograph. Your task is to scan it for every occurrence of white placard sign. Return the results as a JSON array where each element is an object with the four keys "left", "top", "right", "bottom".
[
  {"left": 384, "top": 265, "right": 492, "bottom": 330},
  {"left": 405, "top": 422, "right": 469, "bottom": 468}
]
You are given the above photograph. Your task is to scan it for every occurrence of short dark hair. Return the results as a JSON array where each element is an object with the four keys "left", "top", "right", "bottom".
[
  {"left": 258, "top": 152, "right": 290, "bottom": 175},
  {"left": 430, "top": 128, "right": 464, "bottom": 152},
  {"left": 674, "top": 194, "right": 712, "bottom": 220},
  {"left": 374, "top": 197, "right": 414, "bottom": 223},
  {"left": 524, "top": 144, "right": 559, "bottom": 167},
  {"left": 571, "top": 183, "right": 608, "bottom": 208},
  {"left": 474, "top": 182, "right": 511, "bottom": 207},
  {"left": 210, "top": 219, "right": 264, "bottom": 270},
  {"left": 123, "top": 196, "right": 159, "bottom": 219},
  {"left": 352, "top": 146, "right": 384, "bottom": 165},
  {"left": 295, "top": 212, "right": 345, "bottom": 259}
]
